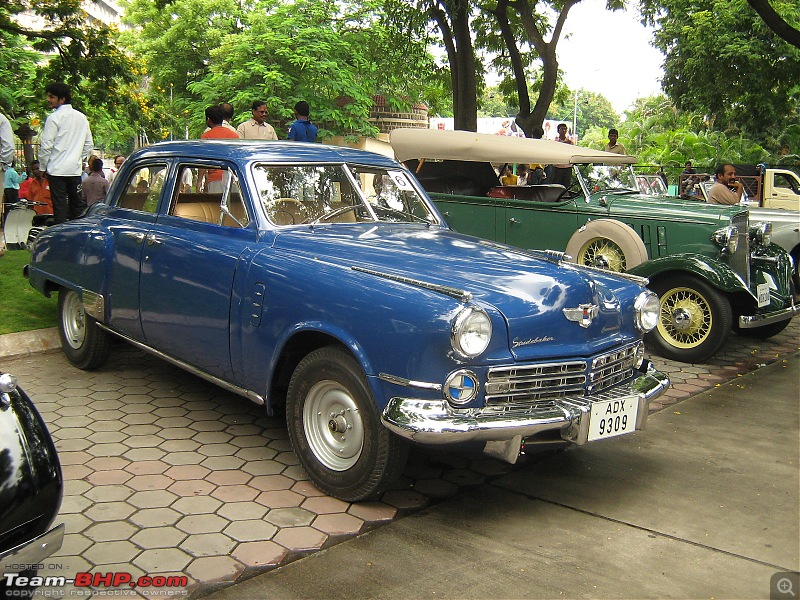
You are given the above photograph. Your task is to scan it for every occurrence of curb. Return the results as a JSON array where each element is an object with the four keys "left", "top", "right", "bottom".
[{"left": 0, "top": 327, "right": 61, "bottom": 360}]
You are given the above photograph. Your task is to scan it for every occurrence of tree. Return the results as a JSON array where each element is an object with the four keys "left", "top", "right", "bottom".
[
  {"left": 746, "top": 0, "right": 800, "bottom": 49},
  {"left": 640, "top": 0, "right": 800, "bottom": 149},
  {"left": 124, "top": 0, "right": 440, "bottom": 140}
]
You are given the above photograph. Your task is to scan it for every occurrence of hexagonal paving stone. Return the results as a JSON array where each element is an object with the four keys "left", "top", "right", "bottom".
[
  {"left": 127, "top": 474, "right": 174, "bottom": 492},
  {"left": 134, "top": 548, "right": 193, "bottom": 573},
  {"left": 85, "top": 521, "right": 139, "bottom": 542},
  {"left": 172, "top": 495, "right": 223, "bottom": 515},
  {"left": 301, "top": 496, "right": 350, "bottom": 515},
  {"left": 312, "top": 513, "right": 364, "bottom": 536},
  {"left": 272, "top": 526, "right": 328, "bottom": 552},
  {"left": 165, "top": 464, "right": 212, "bottom": 481},
  {"left": 83, "top": 540, "right": 140, "bottom": 565},
  {"left": 130, "top": 507, "right": 182, "bottom": 528},
  {"left": 217, "top": 501, "right": 268, "bottom": 522},
  {"left": 223, "top": 519, "right": 278, "bottom": 542},
  {"left": 131, "top": 526, "right": 187, "bottom": 550},
  {"left": 184, "top": 556, "right": 243, "bottom": 585},
  {"left": 168, "top": 479, "right": 217, "bottom": 497},
  {"left": 264, "top": 508, "right": 315, "bottom": 528},
  {"left": 256, "top": 490, "right": 305, "bottom": 509},
  {"left": 84, "top": 501, "right": 137, "bottom": 522},
  {"left": 176, "top": 514, "right": 230, "bottom": 535},
  {"left": 231, "top": 540, "right": 288, "bottom": 567},
  {"left": 85, "top": 485, "right": 134, "bottom": 503},
  {"left": 180, "top": 533, "right": 237, "bottom": 557},
  {"left": 127, "top": 489, "right": 180, "bottom": 509}
]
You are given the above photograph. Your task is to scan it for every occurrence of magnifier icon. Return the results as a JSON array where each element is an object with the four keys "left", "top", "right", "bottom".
[{"left": 778, "top": 577, "right": 796, "bottom": 597}]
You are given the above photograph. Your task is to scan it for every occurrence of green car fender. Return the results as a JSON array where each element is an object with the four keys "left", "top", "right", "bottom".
[{"left": 628, "top": 253, "right": 750, "bottom": 295}]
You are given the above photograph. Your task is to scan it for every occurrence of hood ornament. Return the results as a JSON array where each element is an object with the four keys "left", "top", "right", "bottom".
[{"left": 563, "top": 303, "right": 599, "bottom": 328}]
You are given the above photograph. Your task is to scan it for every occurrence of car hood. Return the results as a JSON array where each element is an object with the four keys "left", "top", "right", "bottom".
[
  {"left": 271, "top": 225, "right": 636, "bottom": 359},
  {"left": 596, "top": 192, "right": 748, "bottom": 225}
]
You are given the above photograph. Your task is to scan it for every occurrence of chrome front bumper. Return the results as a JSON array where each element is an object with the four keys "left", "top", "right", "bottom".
[
  {"left": 381, "top": 367, "right": 670, "bottom": 447},
  {"left": 0, "top": 523, "right": 65, "bottom": 570},
  {"left": 738, "top": 301, "right": 799, "bottom": 329}
]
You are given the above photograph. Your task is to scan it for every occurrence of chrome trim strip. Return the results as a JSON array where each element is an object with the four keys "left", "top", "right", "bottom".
[
  {"left": 96, "top": 325, "right": 266, "bottom": 405},
  {"left": 378, "top": 372, "right": 442, "bottom": 392},
  {"left": 352, "top": 266, "right": 472, "bottom": 303},
  {"left": 381, "top": 368, "right": 670, "bottom": 449},
  {"left": 0, "top": 523, "right": 65, "bottom": 567},
  {"left": 81, "top": 289, "right": 105, "bottom": 321},
  {"left": 738, "top": 303, "right": 799, "bottom": 328}
]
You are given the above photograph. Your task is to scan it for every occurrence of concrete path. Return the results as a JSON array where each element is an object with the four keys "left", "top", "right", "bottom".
[{"left": 206, "top": 354, "right": 800, "bottom": 600}]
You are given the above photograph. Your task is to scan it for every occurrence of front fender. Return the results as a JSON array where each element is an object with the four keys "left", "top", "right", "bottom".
[{"left": 628, "top": 253, "right": 749, "bottom": 294}]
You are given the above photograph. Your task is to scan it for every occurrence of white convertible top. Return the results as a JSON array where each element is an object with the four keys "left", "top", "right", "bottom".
[{"left": 390, "top": 128, "right": 637, "bottom": 166}]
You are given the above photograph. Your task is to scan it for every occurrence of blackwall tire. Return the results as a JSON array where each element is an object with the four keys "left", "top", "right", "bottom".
[
  {"left": 286, "top": 346, "right": 408, "bottom": 502},
  {"left": 58, "top": 289, "right": 111, "bottom": 370},
  {"left": 646, "top": 275, "right": 732, "bottom": 362},
  {"left": 565, "top": 219, "right": 649, "bottom": 272}
]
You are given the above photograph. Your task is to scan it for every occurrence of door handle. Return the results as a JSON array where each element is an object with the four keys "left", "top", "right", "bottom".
[
  {"left": 508, "top": 218, "right": 520, "bottom": 224},
  {"left": 123, "top": 232, "right": 146, "bottom": 243},
  {"left": 146, "top": 233, "right": 161, "bottom": 246}
]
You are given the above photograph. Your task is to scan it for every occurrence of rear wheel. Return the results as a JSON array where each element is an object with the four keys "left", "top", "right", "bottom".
[
  {"left": 647, "top": 276, "right": 732, "bottom": 362},
  {"left": 286, "top": 346, "right": 408, "bottom": 502},
  {"left": 58, "top": 289, "right": 111, "bottom": 370},
  {"left": 565, "top": 219, "right": 649, "bottom": 272}
]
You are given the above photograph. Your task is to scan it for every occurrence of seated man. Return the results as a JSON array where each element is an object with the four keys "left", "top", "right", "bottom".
[{"left": 707, "top": 164, "right": 743, "bottom": 205}]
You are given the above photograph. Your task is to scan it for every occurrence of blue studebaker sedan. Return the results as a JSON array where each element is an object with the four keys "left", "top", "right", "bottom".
[{"left": 25, "top": 140, "right": 669, "bottom": 501}]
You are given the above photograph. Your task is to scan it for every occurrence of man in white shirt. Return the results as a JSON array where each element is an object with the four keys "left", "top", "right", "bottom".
[
  {"left": 0, "top": 112, "right": 15, "bottom": 253},
  {"left": 39, "top": 83, "right": 94, "bottom": 223},
  {"left": 236, "top": 101, "right": 278, "bottom": 140}
]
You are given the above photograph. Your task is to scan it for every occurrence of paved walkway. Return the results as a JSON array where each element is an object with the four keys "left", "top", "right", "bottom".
[{"left": 1, "top": 318, "right": 798, "bottom": 598}]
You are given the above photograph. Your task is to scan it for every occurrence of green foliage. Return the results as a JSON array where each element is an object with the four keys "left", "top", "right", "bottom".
[
  {"left": 639, "top": 0, "right": 800, "bottom": 150},
  {"left": 123, "top": 0, "right": 440, "bottom": 140},
  {"left": 580, "top": 95, "right": 772, "bottom": 173}
]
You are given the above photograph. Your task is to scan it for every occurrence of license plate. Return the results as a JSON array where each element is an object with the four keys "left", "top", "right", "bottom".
[
  {"left": 587, "top": 397, "right": 638, "bottom": 441},
  {"left": 757, "top": 283, "right": 770, "bottom": 308}
]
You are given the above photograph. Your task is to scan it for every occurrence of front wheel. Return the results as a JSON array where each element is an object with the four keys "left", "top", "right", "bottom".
[
  {"left": 286, "top": 346, "right": 408, "bottom": 502},
  {"left": 58, "top": 289, "right": 111, "bottom": 370},
  {"left": 647, "top": 276, "right": 732, "bottom": 362}
]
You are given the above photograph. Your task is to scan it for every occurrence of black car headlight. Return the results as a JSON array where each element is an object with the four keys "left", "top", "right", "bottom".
[
  {"left": 749, "top": 222, "right": 772, "bottom": 247},
  {"left": 711, "top": 225, "right": 739, "bottom": 254},
  {"left": 634, "top": 290, "right": 659, "bottom": 332},
  {"left": 451, "top": 306, "right": 492, "bottom": 358}
]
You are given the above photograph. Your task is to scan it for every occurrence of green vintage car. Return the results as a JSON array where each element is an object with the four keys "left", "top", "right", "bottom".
[{"left": 391, "top": 129, "right": 798, "bottom": 363}]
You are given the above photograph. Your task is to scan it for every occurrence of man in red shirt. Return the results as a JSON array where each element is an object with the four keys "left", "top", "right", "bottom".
[{"left": 199, "top": 105, "right": 239, "bottom": 193}]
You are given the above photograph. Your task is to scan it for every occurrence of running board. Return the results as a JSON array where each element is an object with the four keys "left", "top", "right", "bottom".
[{"left": 96, "top": 324, "right": 265, "bottom": 406}]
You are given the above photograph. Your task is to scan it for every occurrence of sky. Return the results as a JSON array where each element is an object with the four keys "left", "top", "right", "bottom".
[{"left": 554, "top": 0, "right": 665, "bottom": 113}]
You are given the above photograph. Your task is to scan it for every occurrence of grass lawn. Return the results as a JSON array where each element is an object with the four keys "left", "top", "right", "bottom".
[{"left": 0, "top": 249, "right": 58, "bottom": 334}]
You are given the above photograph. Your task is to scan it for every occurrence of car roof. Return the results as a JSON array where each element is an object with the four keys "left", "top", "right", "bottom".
[
  {"left": 390, "top": 129, "right": 637, "bottom": 166},
  {"left": 129, "top": 140, "right": 402, "bottom": 168}
]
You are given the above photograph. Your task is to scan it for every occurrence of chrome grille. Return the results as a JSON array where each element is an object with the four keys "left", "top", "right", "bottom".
[
  {"left": 485, "top": 343, "right": 640, "bottom": 408},
  {"left": 729, "top": 212, "right": 750, "bottom": 285}
]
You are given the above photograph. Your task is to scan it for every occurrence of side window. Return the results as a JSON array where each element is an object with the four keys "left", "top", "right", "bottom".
[
  {"left": 169, "top": 164, "right": 249, "bottom": 228},
  {"left": 117, "top": 164, "right": 167, "bottom": 213}
]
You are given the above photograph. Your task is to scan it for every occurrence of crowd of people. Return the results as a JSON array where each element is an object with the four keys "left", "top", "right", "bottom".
[
  {"left": 0, "top": 85, "right": 320, "bottom": 243},
  {"left": 0, "top": 83, "right": 752, "bottom": 250}
]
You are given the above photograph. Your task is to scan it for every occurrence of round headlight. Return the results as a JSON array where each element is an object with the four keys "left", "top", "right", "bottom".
[
  {"left": 451, "top": 306, "right": 492, "bottom": 358},
  {"left": 0, "top": 373, "right": 18, "bottom": 393},
  {"left": 749, "top": 222, "right": 772, "bottom": 247},
  {"left": 711, "top": 226, "right": 739, "bottom": 254},
  {"left": 634, "top": 290, "right": 660, "bottom": 332}
]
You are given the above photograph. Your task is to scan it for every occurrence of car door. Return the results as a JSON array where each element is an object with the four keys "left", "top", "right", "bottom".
[
  {"left": 138, "top": 163, "right": 255, "bottom": 381},
  {"left": 504, "top": 196, "right": 579, "bottom": 251},
  {"left": 106, "top": 161, "right": 168, "bottom": 341}
]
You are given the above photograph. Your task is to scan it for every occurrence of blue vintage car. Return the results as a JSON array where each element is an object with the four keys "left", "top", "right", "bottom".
[{"left": 25, "top": 140, "right": 669, "bottom": 501}]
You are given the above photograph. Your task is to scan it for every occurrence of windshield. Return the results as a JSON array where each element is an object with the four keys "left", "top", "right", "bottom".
[
  {"left": 252, "top": 164, "right": 438, "bottom": 226},
  {"left": 577, "top": 164, "right": 668, "bottom": 196}
]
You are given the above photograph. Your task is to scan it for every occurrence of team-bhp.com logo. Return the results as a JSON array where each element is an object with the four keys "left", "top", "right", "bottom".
[{"left": 3, "top": 571, "right": 188, "bottom": 595}]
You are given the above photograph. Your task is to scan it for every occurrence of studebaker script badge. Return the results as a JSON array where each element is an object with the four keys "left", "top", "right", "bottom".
[
  {"left": 512, "top": 336, "right": 555, "bottom": 348},
  {"left": 563, "top": 304, "right": 599, "bottom": 328}
]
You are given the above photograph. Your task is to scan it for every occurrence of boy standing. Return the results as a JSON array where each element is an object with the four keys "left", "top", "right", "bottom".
[{"left": 287, "top": 101, "right": 318, "bottom": 142}]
